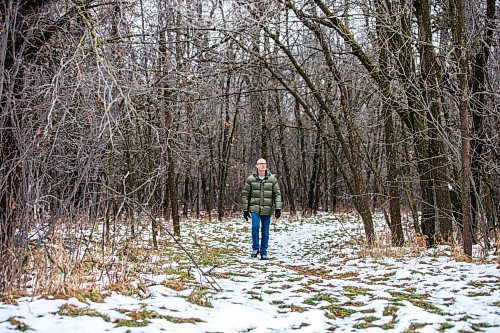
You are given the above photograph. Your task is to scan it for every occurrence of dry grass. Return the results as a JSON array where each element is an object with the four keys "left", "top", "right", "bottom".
[
  {"left": 7, "top": 317, "right": 30, "bottom": 331},
  {"left": 357, "top": 232, "right": 428, "bottom": 259},
  {"left": 3, "top": 215, "right": 497, "bottom": 306},
  {"left": 356, "top": 228, "right": 496, "bottom": 262},
  {"left": 164, "top": 279, "right": 187, "bottom": 291},
  {"left": 187, "top": 286, "right": 213, "bottom": 307},
  {"left": 49, "top": 284, "right": 109, "bottom": 303},
  {"left": 0, "top": 217, "right": 186, "bottom": 300}
]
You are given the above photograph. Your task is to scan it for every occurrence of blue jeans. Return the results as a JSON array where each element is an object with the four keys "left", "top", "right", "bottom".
[{"left": 251, "top": 212, "right": 271, "bottom": 256}]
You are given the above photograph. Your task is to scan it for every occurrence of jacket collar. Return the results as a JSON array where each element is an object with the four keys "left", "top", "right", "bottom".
[{"left": 253, "top": 168, "right": 271, "bottom": 179}]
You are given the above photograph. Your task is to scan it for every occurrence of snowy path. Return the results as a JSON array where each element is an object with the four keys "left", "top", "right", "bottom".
[{"left": 0, "top": 214, "right": 498, "bottom": 332}]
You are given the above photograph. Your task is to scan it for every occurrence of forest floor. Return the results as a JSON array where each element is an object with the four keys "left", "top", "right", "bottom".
[{"left": 0, "top": 213, "right": 499, "bottom": 332}]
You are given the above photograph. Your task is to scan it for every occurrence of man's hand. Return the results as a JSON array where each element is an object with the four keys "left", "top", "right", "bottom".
[
  {"left": 275, "top": 209, "right": 281, "bottom": 219},
  {"left": 243, "top": 210, "right": 250, "bottom": 221}
]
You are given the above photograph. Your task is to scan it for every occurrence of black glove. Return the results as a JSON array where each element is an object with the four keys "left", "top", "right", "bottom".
[
  {"left": 275, "top": 209, "right": 281, "bottom": 219},
  {"left": 243, "top": 210, "right": 250, "bottom": 221}
]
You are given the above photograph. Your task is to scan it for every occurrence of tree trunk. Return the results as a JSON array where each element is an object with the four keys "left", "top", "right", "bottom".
[
  {"left": 416, "top": 134, "right": 437, "bottom": 246},
  {"left": 159, "top": 16, "right": 180, "bottom": 237},
  {"left": 276, "top": 93, "right": 296, "bottom": 215},
  {"left": 451, "top": 0, "right": 472, "bottom": 256},
  {"left": 217, "top": 92, "right": 231, "bottom": 221},
  {"left": 384, "top": 108, "right": 404, "bottom": 245},
  {"left": 293, "top": 99, "right": 308, "bottom": 212},
  {"left": 168, "top": 147, "right": 180, "bottom": 236},
  {"left": 470, "top": 0, "right": 496, "bottom": 247},
  {"left": 376, "top": 0, "right": 404, "bottom": 245},
  {"left": 414, "top": 0, "right": 454, "bottom": 243},
  {"left": 307, "top": 111, "right": 323, "bottom": 215},
  {"left": 394, "top": 3, "right": 436, "bottom": 245}
]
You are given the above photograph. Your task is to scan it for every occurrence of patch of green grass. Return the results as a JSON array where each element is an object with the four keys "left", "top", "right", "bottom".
[
  {"left": 304, "top": 293, "right": 338, "bottom": 306},
  {"left": 468, "top": 291, "right": 490, "bottom": 297},
  {"left": 438, "top": 322, "right": 454, "bottom": 331},
  {"left": 187, "top": 287, "right": 213, "bottom": 307},
  {"left": 271, "top": 274, "right": 286, "bottom": 280},
  {"left": 164, "top": 266, "right": 192, "bottom": 281},
  {"left": 294, "top": 288, "right": 310, "bottom": 293},
  {"left": 115, "top": 308, "right": 203, "bottom": 327},
  {"left": 354, "top": 315, "right": 380, "bottom": 328},
  {"left": 471, "top": 322, "right": 499, "bottom": 330},
  {"left": 287, "top": 276, "right": 304, "bottom": 282},
  {"left": 197, "top": 248, "right": 223, "bottom": 266},
  {"left": 368, "top": 276, "right": 390, "bottom": 282},
  {"left": 360, "top": 308, "right": 376, "bottom": 313},
  {"left": 8, "top": 317, "right": 29, "bottom": 332},
  {"left": 380, "top": 319, "right": 396, "bottom": 330},
  {"left": 343, "top": 286, "right": 371, "bottom": 298},
  {"left": 353, "top": 322, "right": 374, "bottom": 329},
  {"left": 404, "top": 287, "right": 417, "bottom": 293},
  {"left": 410, "top": 299, "right": 445, "bottom": 315},
  {"left": 76, "top": 287, "right": 106, "bottom": 303},
  {"left": 389, "top": 290, "right": 426, "bottom": 301},
  {"left": 58, "top": 304, "right": 110, "bottom": 321},
  {"left": 163, "top": 315, "right": 204, "bottom": 324},
  {"left": 304, "top": 285, "right": 318, "bottom": 292},
  {"left": 467, "top": 281, "right": 483, "bottom": 287},
  {"left": 388, "top": 290, "right": 444, "bottom": 314},
  {"left": 116, "top": 319, "right": 150, "bottom": 327},
  {"left": 340, "top": 300, "right": 366, "bottom": 307},
  {"left": 307, "top": 278, "right": 323, "bottom": 285},
  {"left": 323, "top": 304, "right": 356, "bottom": 318},
  {"left": 226, "top": 271, "right": 253, "bottom": 277}
]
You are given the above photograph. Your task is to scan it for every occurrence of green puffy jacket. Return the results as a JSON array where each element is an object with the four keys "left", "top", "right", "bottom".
[{"left": 242, "top": 169, "right": 282, "bottom": 215}]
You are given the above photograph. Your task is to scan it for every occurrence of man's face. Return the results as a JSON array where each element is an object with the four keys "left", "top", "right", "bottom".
[{"left": 256, "top": 159, "right": 267, "bottom": 172}]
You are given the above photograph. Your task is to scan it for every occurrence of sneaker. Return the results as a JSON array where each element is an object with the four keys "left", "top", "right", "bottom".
[
  {"left": 251, "top": 250, "right": 259, "bottom": 258},
  {"left": 260, "top": 254, "right": 269, "bottom": 260}
]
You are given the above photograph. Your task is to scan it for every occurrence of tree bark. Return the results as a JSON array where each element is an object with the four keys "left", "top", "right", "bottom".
[
  {"left": 276, "top": 93, "right": 296, "bottom": 215},
  {"left": 217, "top": 76, "right": 231, "bottom": 221},
  {"left": 376, "top": 0, "right": 404, "bottom": 245},
  {"left": 159, "top": 15, "right": 180, "bottom": 236},
  {"left": 414, "top": 0, "right": 454, "bottom": 243},
  {"left": 451, "top": 0, "right": 472, "bottom": 256},
  {"left": 307, "top": 111, "right": 323, "bottom": 215},
  {"left": 293, "top": 99, "right": 308, "bottom": 212},
  {"left": 470, "top": 0, "right": 496, "bottom": 247}
]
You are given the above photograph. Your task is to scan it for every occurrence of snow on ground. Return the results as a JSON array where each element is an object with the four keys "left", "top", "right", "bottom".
[{"left": 0, "top": 213, "right": 498, "bottom": 332}]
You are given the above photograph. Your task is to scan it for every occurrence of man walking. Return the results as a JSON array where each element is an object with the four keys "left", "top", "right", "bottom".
[{"left": 242, "top": 158, "right": 282, "bottom": 260}]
